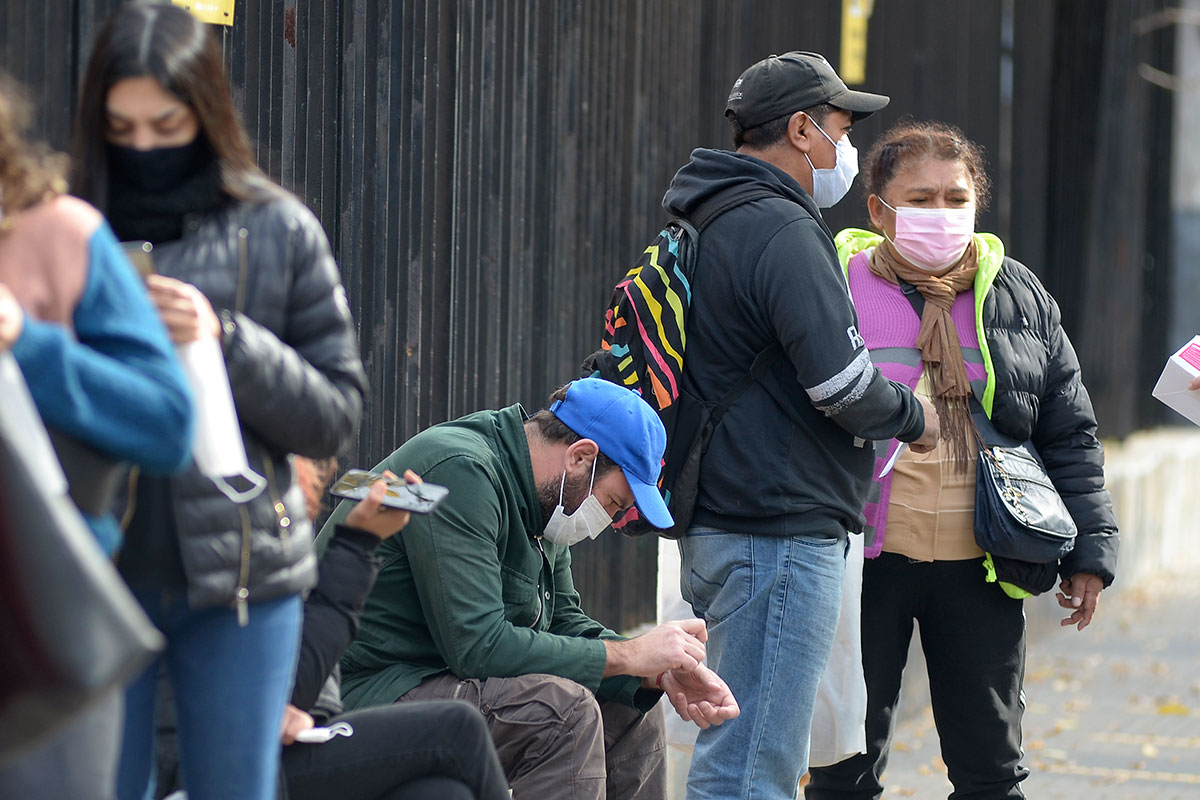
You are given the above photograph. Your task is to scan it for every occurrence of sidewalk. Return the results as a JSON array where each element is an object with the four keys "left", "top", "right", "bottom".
[{"left": 877, "top": 569, "right": 1200, "bottom": 799}]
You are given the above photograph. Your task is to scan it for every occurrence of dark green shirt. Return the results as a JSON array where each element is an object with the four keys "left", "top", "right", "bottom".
[{"left": 317, "top": 405, "right": 653, "bottom": 711}]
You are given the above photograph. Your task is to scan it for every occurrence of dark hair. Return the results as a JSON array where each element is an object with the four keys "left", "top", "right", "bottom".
[
  {"left": 732, "top": 103, "right": 836, "bottom": 150},
  {"left": 861, "top": 120, "right": 992, "bottom": 212},
  {"left": 0, "top": 73, "right": 67, "bottom": 225},
  {"left": 527, "top": 384, "right": 619, "bottom": 478},
  {"left": 70, "top": 1, "right": 275, "bottom": 210}
]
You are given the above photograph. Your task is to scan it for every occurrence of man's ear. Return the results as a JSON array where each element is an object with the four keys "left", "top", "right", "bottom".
[
  {"left": 788, "top": 110, "right": 814, "bottom": 154},
  {"left": 564, "top": 438, "right": 600, "bottom": 472}
]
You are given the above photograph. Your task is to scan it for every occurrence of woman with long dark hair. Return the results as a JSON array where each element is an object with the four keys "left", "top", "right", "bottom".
[{"left": 71, "top": 4, "right": 366, "bottom": 799}]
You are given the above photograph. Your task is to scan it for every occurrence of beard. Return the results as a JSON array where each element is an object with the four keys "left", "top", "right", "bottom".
[{"left": 536, "top": 469, "right": 593, "bottom": 529}]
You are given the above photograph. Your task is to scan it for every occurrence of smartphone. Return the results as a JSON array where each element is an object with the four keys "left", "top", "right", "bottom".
[
  {"left": 328, "top": 469, "right": 449, "bottom": 514},
  {"left": 121, "top": 240, "right": 156, "bottom": 278}
]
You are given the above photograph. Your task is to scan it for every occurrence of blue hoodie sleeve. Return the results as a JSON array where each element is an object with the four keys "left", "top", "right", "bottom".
[{"left": 10, "top": 220, "right": 194, "bottom": 475}]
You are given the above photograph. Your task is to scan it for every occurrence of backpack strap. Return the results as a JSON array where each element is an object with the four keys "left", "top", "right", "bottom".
[
  {"left": 674, "top": 186, "right": 785, "bottom": 422},
  {"left": 686, "top": 186, "right": 780, "bottom": 232},
  {"left": 710, "top": 342, "right": 785, "bottom": 425}
]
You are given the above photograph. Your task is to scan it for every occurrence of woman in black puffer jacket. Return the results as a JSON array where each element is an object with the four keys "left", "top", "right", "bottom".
[
  {"left": 70, "top": 5, "right": 365, "bottom": 800},
  {"left": 806, "top": 121, "right": 1118, "bottom": 800}
]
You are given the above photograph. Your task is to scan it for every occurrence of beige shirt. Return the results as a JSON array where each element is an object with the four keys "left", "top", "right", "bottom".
[{"left": 882, "top": 373, "right": 983, "bottom": 562}]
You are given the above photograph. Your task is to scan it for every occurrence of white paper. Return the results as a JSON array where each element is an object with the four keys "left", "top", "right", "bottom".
[
  {"left": 877, "top": 441, "right": 908, "bottom": 478},
  {"left": 177, "top": 336, "right": 249, "bottom": 478},
  {"left": 293, "top": 721, "right": 354, "bottom": 743},
  {"left": 0, "top": 351, "right": 68, "bottom": 495},
  {"left": 1152, "top": 335, "right": 1200, "bottom": 426}
]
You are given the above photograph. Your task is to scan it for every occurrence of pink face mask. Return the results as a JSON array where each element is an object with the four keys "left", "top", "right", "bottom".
[{"left": 880, "top": 199, "right": 975, "bottom": 271}]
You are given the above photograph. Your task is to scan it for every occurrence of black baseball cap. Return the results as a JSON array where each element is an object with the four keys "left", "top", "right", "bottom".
[{"left": 725, "top": 51, "right": 889, "bottom": 130}]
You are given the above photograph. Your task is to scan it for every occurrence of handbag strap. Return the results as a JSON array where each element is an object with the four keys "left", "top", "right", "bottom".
[{"left": 48, "top": 430, "right": 124, "bottom": 517}]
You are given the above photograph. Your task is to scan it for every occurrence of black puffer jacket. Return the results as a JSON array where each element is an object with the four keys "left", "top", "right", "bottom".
[
  {"left": 121, "top": 190, "right": 366, "bottom": 612},
  {"left": 979, "top": 257, "right": 1118, "bottom": 586}
]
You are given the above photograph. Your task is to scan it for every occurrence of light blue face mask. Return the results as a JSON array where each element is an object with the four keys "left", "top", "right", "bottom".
[{"left": 803, "top": 119, "right": 859, "bottom": 208}]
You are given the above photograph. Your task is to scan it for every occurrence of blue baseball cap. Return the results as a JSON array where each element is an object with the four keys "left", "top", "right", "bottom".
[{"left": 549, "top": 378, "right": 673, "bottom": 530}]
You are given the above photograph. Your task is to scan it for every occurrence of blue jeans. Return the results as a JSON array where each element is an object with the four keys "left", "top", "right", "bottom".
[
  {"left": 117, "top": 590, "right": 302, "bottom": 800},
  {"left": 680, "top": 527, "right": 847, "bottom": 800}
]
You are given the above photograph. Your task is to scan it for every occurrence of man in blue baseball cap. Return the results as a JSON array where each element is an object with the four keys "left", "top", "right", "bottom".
[{"left": 317, "top": 378, "right": 738, "bottom": 800}]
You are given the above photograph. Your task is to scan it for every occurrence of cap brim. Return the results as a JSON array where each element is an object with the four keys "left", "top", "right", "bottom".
[
  {"left": 629, "top": 479, "right": 675, "bottom": 531},
  {"left": 828, "top": 88, "right": 890, "bottom": 121}
]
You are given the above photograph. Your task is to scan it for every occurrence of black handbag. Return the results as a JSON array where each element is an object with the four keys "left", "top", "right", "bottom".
[
  {"left": 891, "top": 280, "right": 1074, "bottom": 581},
  {"left": 0, "top": 365, "right": 165, "bottom": 764},
  {"left": 971, "top": 404, "right": 1077, "bottom": 564}
]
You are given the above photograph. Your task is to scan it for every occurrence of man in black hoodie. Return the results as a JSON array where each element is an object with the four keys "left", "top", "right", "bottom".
[{"left": 664, "top": 52, "right": 939, "bottom": 799}]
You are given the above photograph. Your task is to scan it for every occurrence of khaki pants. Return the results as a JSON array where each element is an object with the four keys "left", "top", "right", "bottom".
[{"left": 400, "top": 672, "right": 666, "bottom": 800}]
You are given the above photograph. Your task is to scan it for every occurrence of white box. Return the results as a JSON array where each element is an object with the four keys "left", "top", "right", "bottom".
[{"left": 1152, "top": 335, "right": 1200, "bottom": 426}]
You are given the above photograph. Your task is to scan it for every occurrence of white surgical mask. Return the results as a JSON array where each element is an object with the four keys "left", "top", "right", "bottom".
[
  {"left": 879, "top": 199, "right": 976, "bottom": 272},
  {"left": 542, "top": 459, "right": 612, "bottom": 547},
  {"left": 804, "top": 120, "right": 859, "bottom": 208}
]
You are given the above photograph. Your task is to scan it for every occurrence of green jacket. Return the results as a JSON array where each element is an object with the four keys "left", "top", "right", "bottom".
[{"left": 317, "top": 405, "right": 654, "bottom": 711}]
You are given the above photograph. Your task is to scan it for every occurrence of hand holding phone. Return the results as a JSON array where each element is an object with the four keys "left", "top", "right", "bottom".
[
  {"left": 121, "top": 240, "right": 156, "bottom": 279},
  {"left": 330, "top": 469, "right": 448, "bottom": 516}
]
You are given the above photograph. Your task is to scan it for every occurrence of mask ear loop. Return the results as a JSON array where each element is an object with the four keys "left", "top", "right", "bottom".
[
  {"left": 560, "top": 450, "right": 600, "bottom": 506},
  {"left": 802, "top": 113, "right": 836, "bottom": 177},
  {"left": 212, "top": 469, "right": 267, "bottom": 505},
  {"left": 877, "top": 197, "right": 905, "bottom": 253}
]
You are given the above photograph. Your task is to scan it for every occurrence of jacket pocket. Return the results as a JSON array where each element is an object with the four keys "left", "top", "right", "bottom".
[{"left": 499, "top": 565, "right": 540, "bottom": 628}]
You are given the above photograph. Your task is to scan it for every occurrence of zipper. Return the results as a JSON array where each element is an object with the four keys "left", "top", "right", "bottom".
[
  {"left": 235, "top": 227, "right": 249, "bottom": 314},
  {"left": 118, "top": 466, "right": 141, "bottom": 532},
  {"left": 530, "top": 536, "right": 548, "bottom": 629},
  {"left": 234, "top": 503, "right": 252, "bottom": 626},
  {"left": 230, "top": 446, "right": 292, "bottom": 627},
  {"left": 259, "top": 445, "right": 291, "bottom": 540},
  {"left": 230, "top": 225, "right": 256, "bottom": 628}
]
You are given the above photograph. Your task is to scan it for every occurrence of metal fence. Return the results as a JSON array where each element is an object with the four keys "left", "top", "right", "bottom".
[{"left": 1, "top": 0, "right": 1174, "bottom": 630}]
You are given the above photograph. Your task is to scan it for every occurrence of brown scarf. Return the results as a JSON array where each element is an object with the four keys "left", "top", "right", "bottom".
[{"left": 869, "top": 238, "right": 980, "bottom": 471}]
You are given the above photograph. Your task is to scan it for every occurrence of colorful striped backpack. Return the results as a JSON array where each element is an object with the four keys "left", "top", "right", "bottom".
[{"left": 581, "top": 186, "right": 781, "bottom": 538}]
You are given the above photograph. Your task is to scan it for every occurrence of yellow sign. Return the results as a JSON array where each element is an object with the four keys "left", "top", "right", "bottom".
[
  {"left": 840, "top": 0, "right": 874, "bottom": 85},
  {"left": 172, "top": 0, "right": 235, "bottom": 27}
]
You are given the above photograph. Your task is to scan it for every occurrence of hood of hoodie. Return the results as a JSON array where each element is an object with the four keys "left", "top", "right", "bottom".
[{"left": 662, "top": 148, "right": 823, "bottom": 227}]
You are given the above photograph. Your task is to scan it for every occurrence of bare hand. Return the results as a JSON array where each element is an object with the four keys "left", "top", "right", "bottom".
[
  {"left": 1056, "top": 572, "right": 1104, "bottom": 630},
  {"left": 909, "top": 395, "right": 940, "bottom": 454},
  {"left": 280, "top": 703, "right": 314, "bottom": 746},
  {"left": 145, "top": 275, "right": 220, "bottom": 344},
  {"left": 660, "top": 663, "right": 740, "bottom": 729},
  {"left": 0, "top": 283, "right": 24, "bottom": 351},
  {"left": 1190, "top": 375, "right": 1200, "bottom": 391},
  {"left": 344, "top": 469, "right": 421, "bottom": 540},
  {"left": 603, "top": 618, "right": 708, "bottom": 678}
]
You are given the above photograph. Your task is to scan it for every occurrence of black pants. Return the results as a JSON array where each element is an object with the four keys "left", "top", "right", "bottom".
[
  {"left": 806, "top": 553, "right": 1029, "bottom": 800},
  {"left": 282, "top": 700, "right": 510, "bottom": 800}
]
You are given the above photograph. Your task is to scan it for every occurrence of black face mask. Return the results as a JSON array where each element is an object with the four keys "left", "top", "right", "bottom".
[{"left": 107, "top": 138, "right": 207, "bottom": 193}]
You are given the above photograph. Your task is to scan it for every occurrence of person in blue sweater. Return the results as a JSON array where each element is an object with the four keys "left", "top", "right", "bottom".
[{"left": 0, "top": 74, "right": 194, "bottom": 799}]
